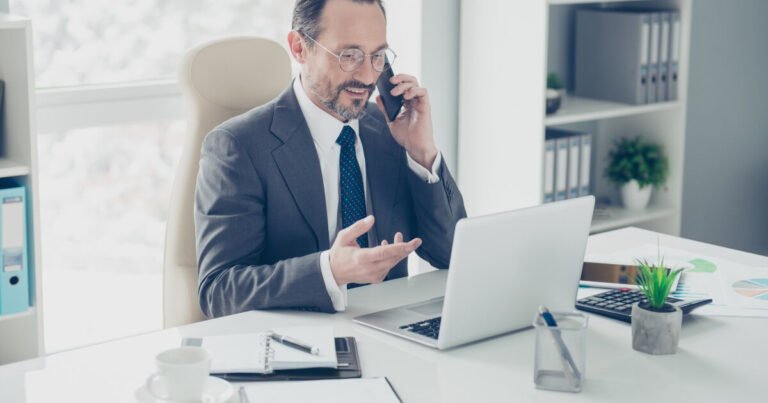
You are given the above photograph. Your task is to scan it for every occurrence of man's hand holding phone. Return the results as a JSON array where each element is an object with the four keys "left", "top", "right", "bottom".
[{"left": 376, "top": 69, "right": 439, "bottom": 170}]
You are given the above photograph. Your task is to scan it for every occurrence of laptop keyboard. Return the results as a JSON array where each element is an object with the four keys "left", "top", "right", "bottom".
[{"left": 400, "top": 317, "right": 441, "bottom": 339}]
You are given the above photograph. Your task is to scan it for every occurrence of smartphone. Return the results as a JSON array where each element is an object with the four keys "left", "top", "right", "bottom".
[
  {"left": 580, "top": 261, "right": 681, "bottom": 291},
  {"left": 376, "top": 57, "right": 404, "bottom": 122}
]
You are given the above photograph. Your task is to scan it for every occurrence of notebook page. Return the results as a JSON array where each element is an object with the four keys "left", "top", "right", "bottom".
[
  {"left": 242, "top": 378, "right": 401, "bottom": 403},
  {"left": 202, "top": 333, "right": 269, "bottom": 374}
]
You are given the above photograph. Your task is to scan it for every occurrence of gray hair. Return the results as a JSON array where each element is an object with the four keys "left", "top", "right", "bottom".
[{"left": 292, "top": 0, "right": 386, "bottom": 45}]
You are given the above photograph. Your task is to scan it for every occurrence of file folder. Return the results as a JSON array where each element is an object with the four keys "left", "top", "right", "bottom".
[
  {"left": 554, "top": 134, "right": 568, "bottom": 201},
  {"left": 543, "top": 137, "right": 556, "bottom": 203},
  {"left": 579, "top": 133, "right": 592, "bottom": 197},
  {"left": 567, "top": 135, "right": 581, "bottom": 199},
  {"left": 0, "top": 186, "right": 30, "bottom": 316},
  {"left": 647, "top": 13, "right": 660, "bottom": 103},
  {"left": 575, "top": 10, "right": 652, "bottom": 105},
  {"left": 668, "top": 11, "right": 681, "bottom": 100},
  {"left": 659, "top": 12, "right": 671, "bottom": 102}
]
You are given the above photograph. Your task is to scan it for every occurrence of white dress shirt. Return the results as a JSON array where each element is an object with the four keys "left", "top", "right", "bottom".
[{"left": 292, "top": 76, "right": 442, "bottom": 311}]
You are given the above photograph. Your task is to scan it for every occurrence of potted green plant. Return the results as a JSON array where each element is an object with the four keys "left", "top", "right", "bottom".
[
  {"left": 545, "top": 72, "right": 565, "bottom": 114},
  {"left": 605, "top": 137, "right": 669, "bottom": 210},
  {"left": 631, "top": 260, "right": 684, "bottom": 355}
]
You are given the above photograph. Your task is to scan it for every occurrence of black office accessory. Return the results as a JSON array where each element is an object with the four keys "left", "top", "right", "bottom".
[
  {"left": 213, "top": 337, "right": 361, "bottom": 382},
  {"left": 376, "top": 57, "right": 403, "bottom": 122},
  {"left": 576, "top": 289, "right": 712, "bottom": 323}
]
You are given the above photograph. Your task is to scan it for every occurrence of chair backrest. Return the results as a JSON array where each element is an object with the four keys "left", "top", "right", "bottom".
[{"left": 163, "top": 36, "right": 292, "bottom": 328}]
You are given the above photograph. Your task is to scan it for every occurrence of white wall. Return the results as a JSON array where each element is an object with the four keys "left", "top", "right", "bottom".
[{"left": 682, "top": 0, "right": 768, "bottom": 255}]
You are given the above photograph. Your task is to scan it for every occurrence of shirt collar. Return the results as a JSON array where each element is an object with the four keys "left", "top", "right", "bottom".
[{"left": 293, "top": 75, "right": 360, "bottom": 152}]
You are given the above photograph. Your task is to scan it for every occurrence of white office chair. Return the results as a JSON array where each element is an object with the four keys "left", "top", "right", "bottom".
[{"left": 163, "top": 36, "right": 292, "bottom": 328}]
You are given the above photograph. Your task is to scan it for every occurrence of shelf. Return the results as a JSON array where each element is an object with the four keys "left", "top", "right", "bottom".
[
  {"left": 0, "top": 159, "right": 30, "bottom": 178},
  {"left": 0, "top": 14, "right": 29, "bottom": 30},
  {"left": 590, "top": 205, "right": 678, "bottom": 233},
  {"left": 545, "top": 96, "right": 681, "bottom": 126},
  {"left": 0, "top": 307, "right": 35, "bottom": 322},
  {"left": 548, "top": 0, "right": 644, "bottom": 5}
]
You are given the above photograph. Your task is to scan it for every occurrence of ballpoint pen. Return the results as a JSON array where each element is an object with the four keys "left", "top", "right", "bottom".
[
  {"left": 538, "top": 306, "right": 581, "bottom": 387},
  {"left": 267, "top": 331, "right": 320, "bottom": 355}
]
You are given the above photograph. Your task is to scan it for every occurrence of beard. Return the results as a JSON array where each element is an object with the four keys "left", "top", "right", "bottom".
[{"left": 308, "top": 76, "right": 376, "bottom": 121}]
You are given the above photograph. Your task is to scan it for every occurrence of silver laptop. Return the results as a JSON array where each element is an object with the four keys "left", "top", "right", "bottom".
[{"left": 353, "top": 196, "right": 595, "bottom": 350}]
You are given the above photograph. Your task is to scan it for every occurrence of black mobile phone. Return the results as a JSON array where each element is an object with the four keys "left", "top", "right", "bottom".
[{"left": 376, "top": 58, "right": 404, "bottom": 122}]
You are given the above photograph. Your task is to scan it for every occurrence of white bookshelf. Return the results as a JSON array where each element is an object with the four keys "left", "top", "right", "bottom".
[
  {"left": 458, "top": 0, "right": 691, "bottom": 235},
  {"left": 0, "top": 14, "right": 43, "bottom": 364}
]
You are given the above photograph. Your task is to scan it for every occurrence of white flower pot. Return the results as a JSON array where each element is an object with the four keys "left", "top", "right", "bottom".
[
  {"left": 631, "top": 303, "right": 682, "bottom": 355},
  {"left": 620, "top": 180, "right": 652, "bottom": 210}
]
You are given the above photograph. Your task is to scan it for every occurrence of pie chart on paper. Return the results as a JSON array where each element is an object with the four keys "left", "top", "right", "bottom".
[{"left": 732, "top": 279, "right": 768, "bottom": 300}]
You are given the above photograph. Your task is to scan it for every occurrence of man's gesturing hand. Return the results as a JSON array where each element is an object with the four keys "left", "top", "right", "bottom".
[{"left": 330, "top": 215, "right": 422, "bottom": 286}]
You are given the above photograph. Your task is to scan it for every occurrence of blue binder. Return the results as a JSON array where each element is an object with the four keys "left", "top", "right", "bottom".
[{"left": 0, "top": 186, "right": 30, "bottom": 316}]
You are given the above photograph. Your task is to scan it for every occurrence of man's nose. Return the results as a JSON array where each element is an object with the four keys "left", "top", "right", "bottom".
[{"left": 354, "top": 58, "right": 380, "bottom": 88}]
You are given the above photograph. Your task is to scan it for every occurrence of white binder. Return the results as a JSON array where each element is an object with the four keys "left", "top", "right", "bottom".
[
  {"left": 648, "top": 13, "right": 660, "bottom": 103},
  {"left": 669, "top": 11, "right": 681, "bottom": 100},
  {"left": 543, "top": 138, "right": 556, "bottom": 203},
  {"left": 579, "top": 133, "right": 592, "bottom": 197},
  {"left": 659, "top": 12, "right": 671, "bottom": 102},
  {"left": 568, "top": 135, "right": 581, "bottom": 199},
  {"left": 554, "top": 136, "right": 569, "bottom": 201}
]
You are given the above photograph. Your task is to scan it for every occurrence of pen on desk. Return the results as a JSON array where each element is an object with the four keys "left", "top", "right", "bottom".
[
  {"left": 268, "top": 331, "right": 319, "bottom": 355},
  {"left": 238, "top": 386, "right": 250, "bottom": 403},
  {"left": 538, "top": 306, "right": 581, "bottom": 386}
]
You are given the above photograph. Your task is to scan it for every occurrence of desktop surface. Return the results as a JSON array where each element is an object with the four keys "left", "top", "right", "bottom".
[{"left": 0, "top": 228, "right": 766, "bottom": 402}]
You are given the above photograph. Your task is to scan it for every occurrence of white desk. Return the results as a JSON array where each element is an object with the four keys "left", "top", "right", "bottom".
[{"left": 1, "top": 227, "right": 766, "bottom": 402}]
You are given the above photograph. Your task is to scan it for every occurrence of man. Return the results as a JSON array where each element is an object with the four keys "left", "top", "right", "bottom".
[{"left": 195, "top": 0, "right": 466, "bottom": 318}]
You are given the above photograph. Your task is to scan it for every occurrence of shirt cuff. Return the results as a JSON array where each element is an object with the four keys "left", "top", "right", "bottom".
[
  {"left": 320, "top": 250, "right": 347, "bottom": 312},
  {"left": 406, "top": 151, "right": 442, "bottom": 184}
]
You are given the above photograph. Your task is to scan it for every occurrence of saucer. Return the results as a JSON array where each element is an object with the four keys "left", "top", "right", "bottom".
[{"left": 135, "top": 376, "right": 235, "bottom": 403}]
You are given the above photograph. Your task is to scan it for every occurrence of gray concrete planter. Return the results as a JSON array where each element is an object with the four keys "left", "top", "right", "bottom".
[{"left": 631, "top": 302, "right": 682, "bottom": 355}]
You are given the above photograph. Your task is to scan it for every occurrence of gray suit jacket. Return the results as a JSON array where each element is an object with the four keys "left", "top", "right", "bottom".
[{"left": 195, "top": 86, "right": 466, "bottom": 318}]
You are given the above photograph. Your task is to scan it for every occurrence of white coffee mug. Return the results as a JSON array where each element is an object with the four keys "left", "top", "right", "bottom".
[{"left": 145, "top": 346, "right": 211, "bottom": 402}]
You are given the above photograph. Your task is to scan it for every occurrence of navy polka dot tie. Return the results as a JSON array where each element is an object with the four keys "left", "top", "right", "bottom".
[{"left": 336, "top": 125, "right": 368, "bottom": 248}]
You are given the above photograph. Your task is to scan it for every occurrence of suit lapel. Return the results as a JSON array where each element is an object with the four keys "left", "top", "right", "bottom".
[
  {"left": 270, "top": 87, "right": 330, "bottom": 250},
  {"left": 359, "top": 115, "right": 401, "bottom": 245}
]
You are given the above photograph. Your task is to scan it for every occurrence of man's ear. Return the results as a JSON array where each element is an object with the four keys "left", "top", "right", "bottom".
[{"left": 287, "top": 31, "right": 307, "bottom": 64}]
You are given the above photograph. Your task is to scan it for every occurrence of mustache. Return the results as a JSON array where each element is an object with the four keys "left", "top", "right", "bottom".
[{"left": 337, "top": 80, "right": 376, "bottom": 94}]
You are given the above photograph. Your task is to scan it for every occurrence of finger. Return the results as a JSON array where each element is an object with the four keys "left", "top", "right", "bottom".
[
  {"left": 394, "top": 232, "right": 403, "bottom": 243},
  {"left": 336, "top": 215, "right": 375, "bottom": 246},
  {"left": 390, "top": 73, "right": 418, "bottom": 86},
  {"left": 360, "top": 238, "right": 421, "bottom": 263},
  {"left": 381, "top": 239, "right": 389, "bottom": 246},
  {"left": 402, "top": 87, "right": 427, "bottom": 101},
  {"left": 391, "top": 81, "right": 417, "bottom": 97}
]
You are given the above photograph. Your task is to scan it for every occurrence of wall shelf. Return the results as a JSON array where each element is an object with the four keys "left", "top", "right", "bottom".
[
  {"left": 458, "top": 0, "right": 691, "bottom": 237},
  {"left": 0, "top": 158, "right": 31, "bottom": 178},
  {"left": 0, "top": 14, "right": 44, "bottom": 364},
  {"left": 546, "top": 96, "right": 682, "bottom": 126},
  {"left": 591, "top": 205, "right": 678, "bottom": 233}
]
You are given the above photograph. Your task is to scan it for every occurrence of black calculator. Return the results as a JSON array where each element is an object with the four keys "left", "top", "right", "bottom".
[{"left": 576, "top": 289, "right": 713, "bottom": 323}]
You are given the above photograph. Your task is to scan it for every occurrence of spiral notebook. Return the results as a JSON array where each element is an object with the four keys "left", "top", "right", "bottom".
[{"left": 199, "top": 326, "right": 338, "bottom": 374}]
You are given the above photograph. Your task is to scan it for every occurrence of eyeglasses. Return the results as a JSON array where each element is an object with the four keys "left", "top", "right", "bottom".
[{"left": 302, "top": 33, "right": 397, "bottom": 73}]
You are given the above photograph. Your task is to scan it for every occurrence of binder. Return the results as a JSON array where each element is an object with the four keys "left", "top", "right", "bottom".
[
  {"left": 554, "top": 135, "right": 569, "bottom": 201},
  {"left": 658, "top": 12, "right": 671, "bottom": 102},
  {"left": 0, "top": 186, "right": 30, "bottom": 316},
  {"left": 668, "top": 11, "right": 681, "bottom": 100},
  {"left": 543, "top": 137, "right": 556, "bottom": 203},
  {"left": 567, "top": 135, "right": 581, "bottom": 199},
  {"left": 579, "top": 133, "right": 592, "bottom": 197},
  {"left": 575, "top": 10, "right": 652, "bottom": 105},
  {"left": 647, "top": 13, "right": 660, "bottom": 103}
]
